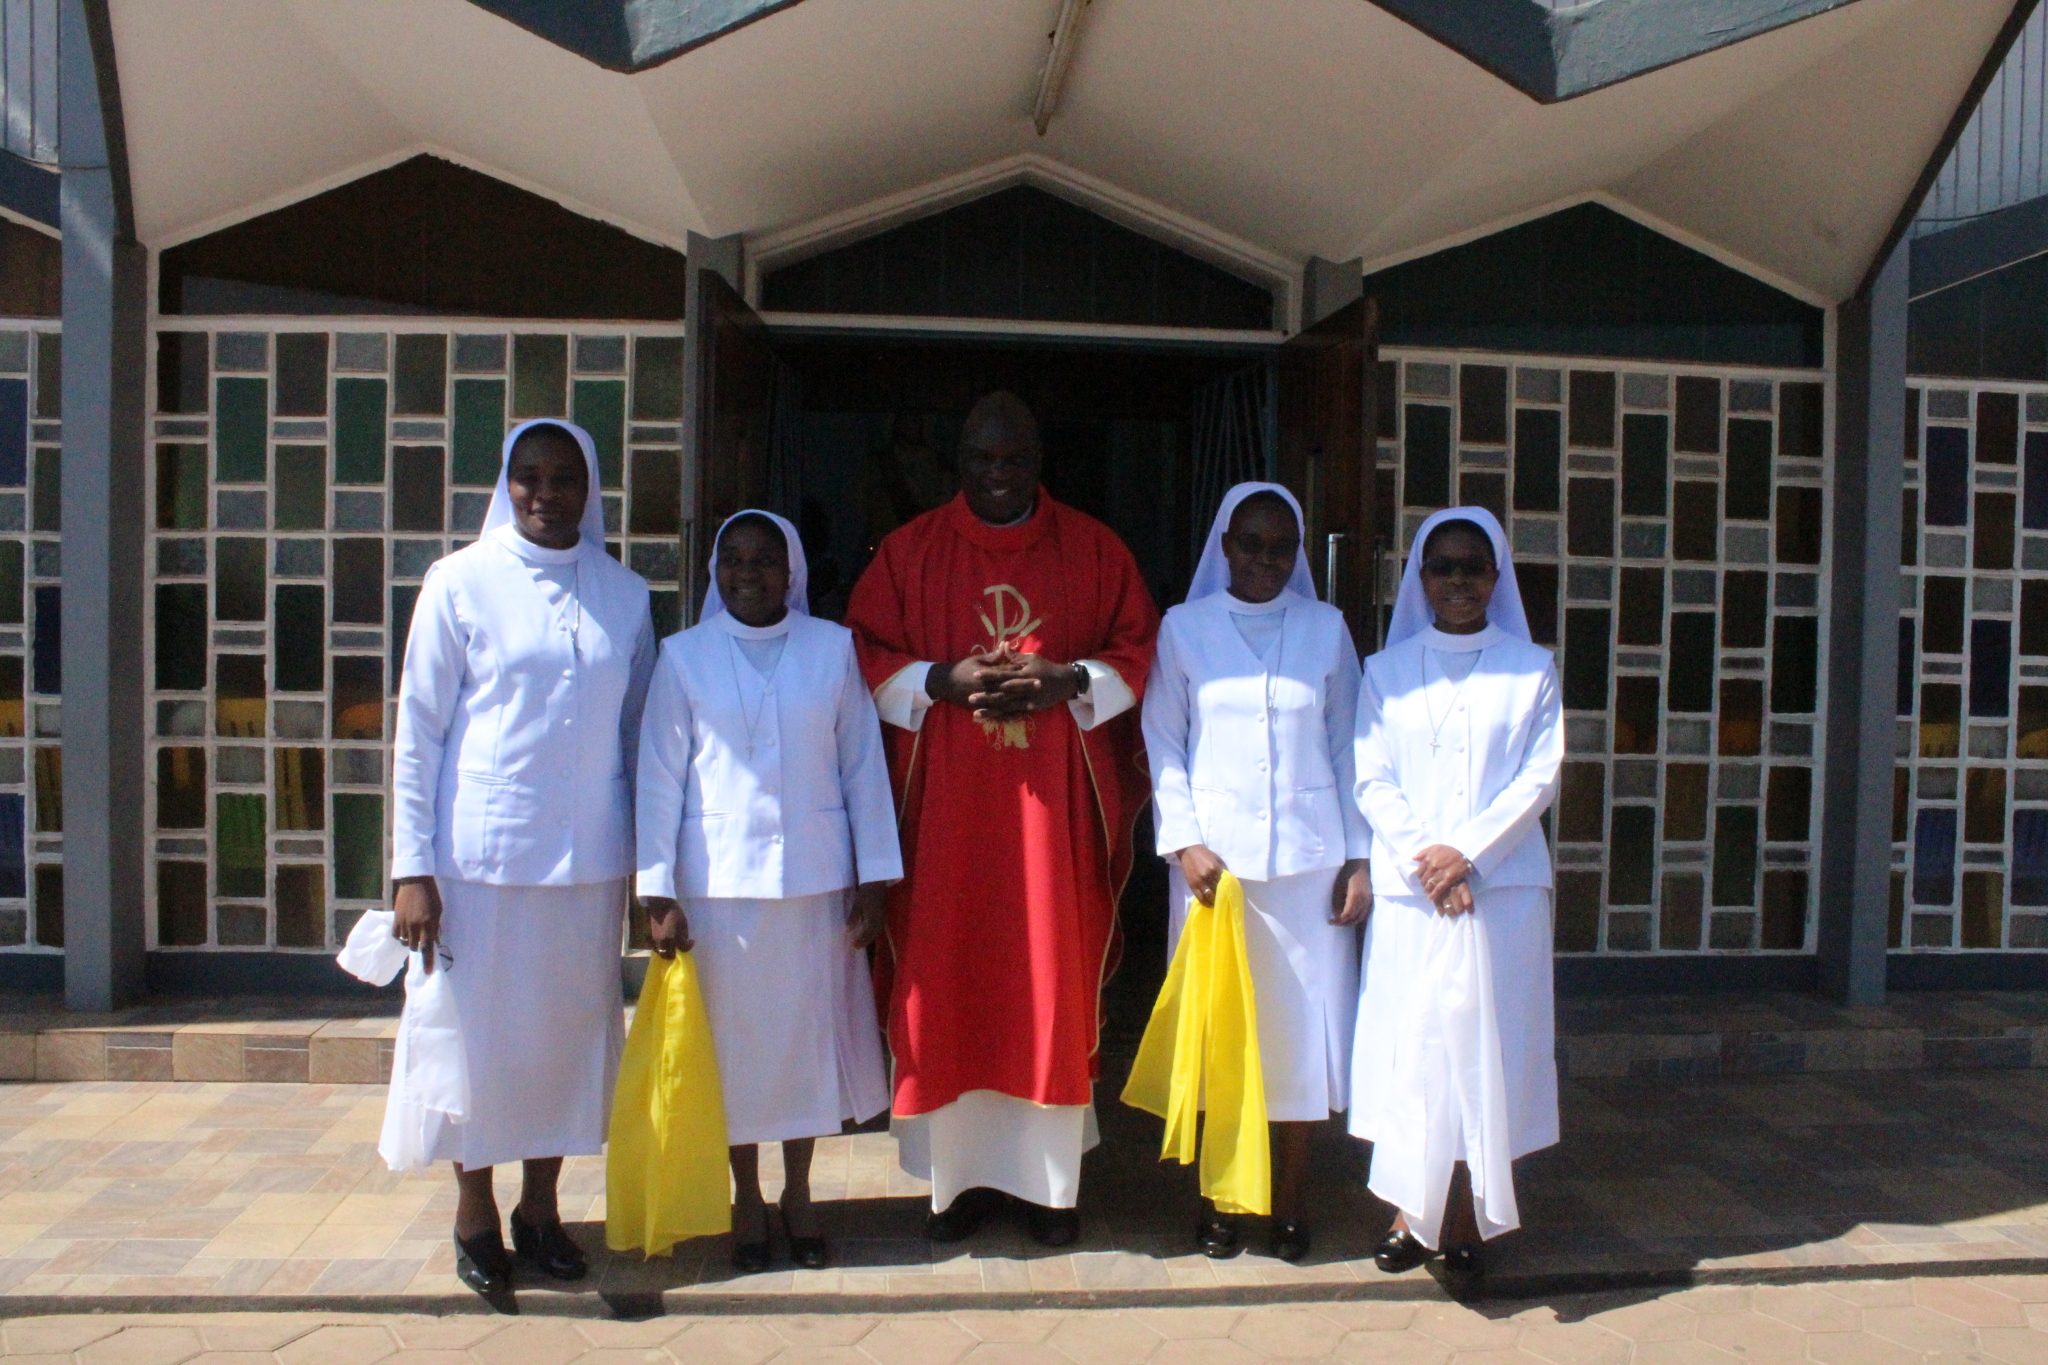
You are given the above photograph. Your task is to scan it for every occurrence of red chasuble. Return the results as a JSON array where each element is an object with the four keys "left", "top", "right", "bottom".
[{"left": 845, "top": 493, "right": 1159, "bottom": 1115}]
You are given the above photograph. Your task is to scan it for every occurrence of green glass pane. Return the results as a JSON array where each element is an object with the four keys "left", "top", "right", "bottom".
[
  {"left": 511, "top": 335, "right": 568, "bottom": 418},
  {"left": 452, "top": 379, "right": 505, "bottom": 486},
  {"left": 30, "top": 448, "right": 56, "bottom": 532},
  {"left": 391, "top": 446, "right": 445, "bottom": 533},
  {"left": 572, "top": 379, "right": 626, "bottom": 488},
  {"left": 274, "top": 747, "right": 325, "bottom": 830},
  {"left": 273, "top": 444, "right": 326, "bottom": 531},
  {"left": 274, "top": 333, "right": 329, "bottom": 417},
  {"left": 155, "top": 443, "right": 208, "bottom": 530},
  {"left": 333, "top": 793, "right": 384, "bottom": 900},
  {"left": 154, "top": 584, "right": 206, "bottom": 690},
  {"left": 215, "top": 377, "right": 268, "bottom": 482},
  {"left": 216, "top": 792, "right": 266, "bottom": 898},
  {"left": 631, "top": 336, "right": 684, "bottom": 420},
  {"left": 0, "top": 541, "right": 21, "bottom": 625},
  {"left": 394, "top": 334, "right": 449, "bottom": 416},
  {"left": 335, "top": 377, "right": 388, "bottom": 485}
]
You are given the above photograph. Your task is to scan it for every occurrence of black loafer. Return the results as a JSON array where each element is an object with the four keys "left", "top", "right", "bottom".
[
  {"left": 1439, "top": 1242, "right": 1484, "bottom": 1298},
  {"left": 1196, "top": 1213, "right": 1241, "bottom": 1259},
  {"left": 780, "top": 1196, "right": 830, "bottom": 1270},
  {"left": 1026, "top": 1203, "right": 1080, "bottom": 1247},
  {"left": 509, "top": 1208, "right": 588, "bottom": 1281},
  {"left": 1373, "top": 1229, "right": 1431, "bottom": 1274},
  {"left": 926, "top": 1188, "right": 1003, "bottom": 1243},
  {"left": 1269, "top": 1219, "right": 1312, "bottom": 1263},
  {"left": 453, "top": 1227, "right": 513, "bottom": 1296}
]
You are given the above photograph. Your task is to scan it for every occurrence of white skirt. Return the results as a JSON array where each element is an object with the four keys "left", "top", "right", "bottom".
[
  {"left": 1168, "top": 864, "right": 1360, "bottom": 1121},
  {"left": 396, "top": 877, "right": 626, "bottom": 1170},
  {"left": 1348, "top": 888, "right": 1558, "bottom": 1249},
  {"left": 690, "top": 892, "right": 891, "bottom": 1146},
  {"left": 893, "top": 1092, "right": 1099, "bottom": 1211}
]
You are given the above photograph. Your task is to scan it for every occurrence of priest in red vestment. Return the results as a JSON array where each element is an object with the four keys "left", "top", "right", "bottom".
[{"left": 844, "top": 391, "right": 1158, "bottom": 1247}]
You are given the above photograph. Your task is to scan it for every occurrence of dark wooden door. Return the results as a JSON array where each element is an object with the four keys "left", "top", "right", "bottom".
[
  {"left": 1275, "top": 296, "right": 1379, "bottom": 647},
  {"left": 686, "top": 272, "right": 777, "bottom": 620}
]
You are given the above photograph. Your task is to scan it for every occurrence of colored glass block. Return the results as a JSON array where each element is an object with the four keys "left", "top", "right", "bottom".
[
  {"left": 1557, "top": 762, "right": 1604, "bottom": 841},
  {"left": 1894, "top": 767, "right": 1910, "bottom": 842},
  {"left": 2027, "top": 431, "right": 2048, "bottom": 530},
  {"left": 1516, "top": 562, "right": 1558, "bottom": 646},
  {"left": 1924, "top": 426, "right": 1968, "bottom": 525},
  {"left": 1668, "top": 613, "right": 1715, "bottom": 712},
  {"left": 275, "top": 865, "right": 326, "bottom": 948},
  {"left": 390, "top": 585, "right": 420, "bottom": 692},
  {"left": 1567, "top": 478, "right": 1614, "bottom": 557},
  {"left": 572, "top": 379, "right": 626, "bottom": 488},
  {"left": 1771, "top": 615, "right": 1818, "bottom": 713},
  {"left": 1613, "top": 676, "right": 1658, "bottom": 755},
  {"left": 1722, "top": 572, "right": 1768, "bottom": 648},
  {"left": 1723, "top": 418, "right": 1771, "bottom": 521},
  {"left": 333, "top": 793, "right": 385, "bottom": 900},
  {"left": 1961, "top": 871, "right": 2005, "bottom": 948},
  {"left": 1568, "top": 370, "right": 1615, "bottom": 449},
  {"left": 1512, "top": 408, "right": 1561, "bottom": 511},
  {"left": 215, "top": 538, "right": 266, "bottom": 621},
  {"left": 1459, "top": 364, "right": 1507, "bottom": 445},
  {"left": 33, "top": 863, "right": 60, "bottom": 948},
  {"left": 215, "top": 904, "right": 264, "bottom": 947},
  {"left": 30, "top": 333, "right": 55, "bottom": 420},
  {"left": 1921, "top": 682, "right": 1961, "bottom": 758},
  {"left": 1458, "top": 471, "right": 1506, "bottom": 521},
  {"left": 332, "top": 539, "right": 384, "bottom": 625},
  {"left": 30, "top": 448, "right": 55, "bottom": 532},
  {"left": 1970, "top": 618, "right": 2012, "bottom": 717},
  {"left": 1712, "top": 805, "right": 1758, "bottom": 906},
  {"left": 628, "top": 448, "right": 682, "bottom": 536},
  {"left": 0, "top": 793, "right": 20, "bottom": 900},
  {"left": 0, "top": 378, "right": 25, "bottom": 487},
  {"left": 1975, "top": 491, "right": 2015, "bottom": 570},
  {"left": 631, "top": 336, "right": 684, "bottom": 420},
  {"left": 333, "top": 656, "right": 384, "bottom": 739},
  {"left": 334, "top": 378, "right": 388, "bottom": 484},
  {"left": 215, "top": 377, "right": 269, "bottom": 483},
  {"left": 30, "top": 748, "right": 55, "bottom": 833},
  {"left": 1661, "top": 872, "right": 1705, "bottom": 950},
  {"left": 157, "top": 861, "right": 207, "bottom": 946},
  {"left": 1617, "top": 567, "right": 1662, "bottom": 646},
  {"left": 156, "top": 443, "right": 208, "bottom": 530},
  {"left": 1562, "top": 607, "right": 1611, "bottom": 711},
  {"left": 156, "top": 747, "right": 204, "bottom": 829},
  {"left": 1922, "top": 576, "right": 1965, "bottom": 653},
  {"left": 274, "top": 333, "right": 329, "bottom": 416},
  {"left": 1760, "top": 870, "right": 1807, "bottom": 949},
  {"left": 0, "top": 541, "right": 19, "bottom": 626},
  {"left": 2029, "top": 582, "right": 2048, "bottom": 660},
  {"left": 1403, "top": 405, "right": 1451, "bottom": 507},
  {"left": 1965, "top": 767, "right": 2006, "bottom": 844},
  {"left": 1672, "top": 480, "right": 1718, "bottom": 561},
  {"left": 1978, "top": 391, "right": 2018, "bottom": 465},
  {"left": 394, "top": 334, "right": 448, "bottom": 415},
  {"left": 511, "top": 334, "right": 568, "bottom": 418},
  {"left": 1775, "top": 486, "right": 1823, "bottom": 564},
  {"left": 451, "top": 379, "right": 505, "bottom": 486},
  {"left": 156, "top": 332, "right": 210, "bottom": 414},
  {"left": 215, "top": 654, "right": 265, "bottom": 738},
  {"left": 1719, "top": 678, "right": 1762, "bottom": 756},
  {"left": 2014, "top": 810, "right": 2048, "bottom": 905},
  {"left": 0, "top": 657, "right": 19, "bottom": 737},
  {"left": 274, "top": 748, "right": 325, "bottom": 831},
  {"left": 1778, "top": 381, "right": 1823, "bottom": 458},
  {"left": 154, "top": 584, "right": 207, "bottom": 691},
  {"left": 215, "top": 793, "right": 266, "bottom": 898},
  {"left": 1620, "top": 414, "right": 1668, "bottom": 517},
  {"left": 1766, "top": 766, "right": 1812, "bottom": 843},
  {"left": 29, "top": 586, "right": 55, "bottom": 695},
  {"left": 1607, "top": 806, "right": 1655, "bottom": 905},
  {"left": 1674, "top": 376, "right": 1720, "bottom": 454},
  {"left": 1902, "top": 487, "right": 1919, "bottom": 566},
  {"left": 274, "top": 585, "right": 325, "bottom": 693},
  {"left": 272, "top": 445, "right": 326, "bottom": 532}
]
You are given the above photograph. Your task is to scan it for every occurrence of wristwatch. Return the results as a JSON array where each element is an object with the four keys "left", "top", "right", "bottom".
[{"left": 1070, "top": 661, "right": 1091, "bottom": 695}]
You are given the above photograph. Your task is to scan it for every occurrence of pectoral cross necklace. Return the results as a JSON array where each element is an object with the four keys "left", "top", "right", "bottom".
[{"left": 1423, "top": 647, "right": 1483, "bottom": 755}]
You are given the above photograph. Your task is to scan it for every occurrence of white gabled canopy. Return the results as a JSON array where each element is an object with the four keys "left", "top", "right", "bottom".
[{"left": 112, "top": 0, "right": 2010, "bottom": 303}]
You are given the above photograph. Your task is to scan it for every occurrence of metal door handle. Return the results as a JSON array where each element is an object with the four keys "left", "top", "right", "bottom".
[{"left": 1324, "top": 532, "right": 1346, "bottom": 607}]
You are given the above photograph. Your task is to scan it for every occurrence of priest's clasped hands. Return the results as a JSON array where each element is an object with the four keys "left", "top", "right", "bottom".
[{"left": 928, "top": 640, "right": 1086, "bottom": 720}]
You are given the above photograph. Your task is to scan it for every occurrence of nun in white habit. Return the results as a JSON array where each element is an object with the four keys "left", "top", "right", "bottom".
[
  {"left": 636, "top": 510, "right": 899, "bottom": 1274},
  {"left": 1349, "top": 506, "right": 1563, "bottom": 1293},
  {"left": 390, "top": 418, "right": 655, "bottom": 1296},
  {"left": 1142, "top": 482, "right": 1371, "bottom": 1263}
]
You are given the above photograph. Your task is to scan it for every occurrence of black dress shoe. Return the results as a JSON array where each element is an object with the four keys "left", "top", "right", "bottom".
[
  {"left": 926, "top": 1188, "right": 1003, "bottom": 1243},
  {"left": 1269, "top": 1219, "right": 1312, "bottom": 1263},
  {"left": 509, "top": 1208, "right": 588, "bottom": 1282},
  {"left": 1439, "top": 1243, "right": 1485, "bottom": 1298},
  {"left": 1026, "top": 1203, "right": 1080, "bottom": 1247},
  {"left": 453, "top": 1227, "right": 513, "bottom": 1296},
  {"left": 1196, "top": 1212, "right": 1241, "bottom": 1259},
  {"left": 1372, "top": 1229, "right": 1431, "bottom": 1274},
  {"left": 780, "top": 1197, "right": 830, "bottom": 1270}
]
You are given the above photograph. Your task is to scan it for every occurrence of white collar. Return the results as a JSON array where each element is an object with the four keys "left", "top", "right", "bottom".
[
  {"left": 492, "top": 523, "right": 584, "bottom": 566},
  {"left": 1421, "top": 623, "right": 1506, "bottom": 653}
]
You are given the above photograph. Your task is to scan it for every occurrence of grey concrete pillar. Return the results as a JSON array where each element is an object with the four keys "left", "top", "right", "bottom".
[
  {"left": 59, "top": 0, "right": 146, "bottom": 1009},
  {"left": 1817, "top": 242, "right": 1907, "bottom": 1005},
  {"left": 1302, "top": 256, "right": 1362, "bottom": 329}
]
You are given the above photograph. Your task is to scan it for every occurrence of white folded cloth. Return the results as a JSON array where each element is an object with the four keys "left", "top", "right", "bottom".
[{"left": 338, "top": 909, "right": 473, "bottom": 1171}]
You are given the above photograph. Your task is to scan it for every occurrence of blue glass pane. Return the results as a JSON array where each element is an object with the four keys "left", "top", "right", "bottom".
[
  {"left": 0, "top": 379, "right": 26, "bottom": 487},
  {"left": 2028, "top": 430, "right": 2048, "bottom": 531},
  {"left": 1924, "top": 426, "right": 1969, "bottom": 526},
  {"left": 1913, "top": 808, "right": 1957, "bottom": 905},
  {"left": 30, "top": 585, "right": 56, "bottom": 695},
  {"left": 0, "top": 792, "right": 20, "bottom": 898},
  {"left": 1971, "top": 619, "right": 2012, "bottom": 717},
  {"left": 2015, "top": 810, "right": 2048, "bottom": 905}
]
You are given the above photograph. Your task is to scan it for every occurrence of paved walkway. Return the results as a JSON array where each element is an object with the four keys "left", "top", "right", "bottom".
[
  {"left": 8, "top": 1276, "right": 2048, "bottom": 1363},
  {"left": 0, "top": 1065, "right": 2043, "bottom": 1312}
]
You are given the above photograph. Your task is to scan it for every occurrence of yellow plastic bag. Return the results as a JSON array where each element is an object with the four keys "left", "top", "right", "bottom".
[
  {"left": 606, "top": 952, "right": 732, "bottom": 1256},
  {"left": 1120, "top": 871, "right": 1270, "bottom": 1216}
]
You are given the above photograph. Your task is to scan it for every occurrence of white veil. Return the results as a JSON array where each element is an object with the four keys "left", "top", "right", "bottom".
[
  {"left": 700, "top": 508, "right": 810, "bottom": 619},
  {"left": 479, "top": 418, "right": 608, "bottom": 548},
  {"left": 1384, "top": 506, "right": 1530, "bottom": 648},
  {"left": 1185, "top": 481, "right": 1317, "bottom": 603}
]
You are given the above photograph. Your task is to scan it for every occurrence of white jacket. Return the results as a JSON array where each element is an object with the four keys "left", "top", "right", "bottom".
[
  {"left": 1352, "top": 625, "right": 1563, "bottom": 896},
  {"left": 636, "top": 612, "right": 902, "bottom": 902},
  {"left": 390, "top": 528, "right": 655, "bottom": 886},
  {"left": 1142, "top": 591, "right": 1370, "bottom": 883}
]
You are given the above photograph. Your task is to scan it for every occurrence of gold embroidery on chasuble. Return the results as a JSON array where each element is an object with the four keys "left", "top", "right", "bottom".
[{"left": 976, "top": 583, "right": 1044, "bottom": 750}]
